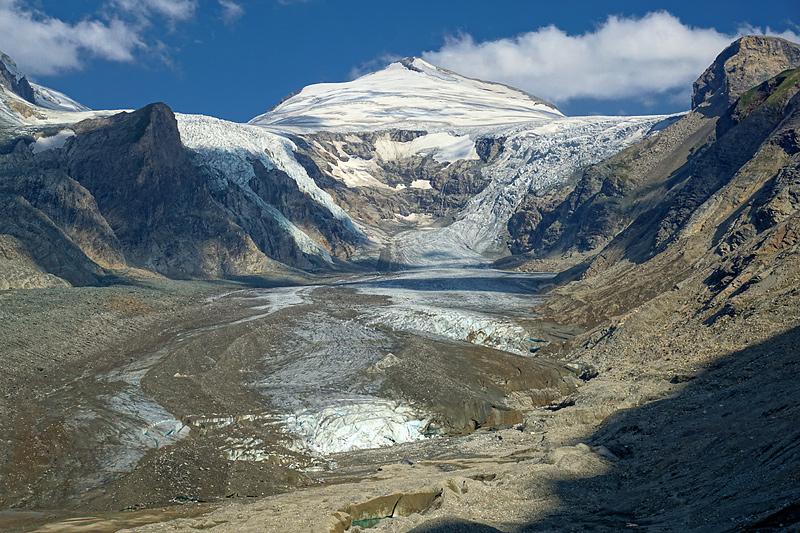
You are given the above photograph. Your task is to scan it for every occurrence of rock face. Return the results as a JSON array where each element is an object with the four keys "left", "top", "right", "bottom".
[
  {"left": 520, "top": 65, "right": 800, "bottom": 531},
  {"left": 692, "top": 36, "right": 800, "bottom": 113},
  {"left": 542, "top": 64, "right": 800, "bottom": 325},
  {"left": 64, "top": 103, "right": 275, "bottom": 278}
]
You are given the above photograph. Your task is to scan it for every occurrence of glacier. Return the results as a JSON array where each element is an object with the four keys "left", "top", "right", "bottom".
[{"left": 378, "top": 116, "right": 670, "bottom": 267}]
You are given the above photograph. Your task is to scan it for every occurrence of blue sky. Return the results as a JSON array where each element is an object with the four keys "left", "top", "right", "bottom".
[{"left": 1, "top": 0, "right": 798, "bottom": 120}]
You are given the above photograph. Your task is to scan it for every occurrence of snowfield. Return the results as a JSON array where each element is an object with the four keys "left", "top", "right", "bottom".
[
  {"left": 250, "top": 57, "right": 563, "bottom": 132},
  {"left": 374, "top": 131, "right": 479, "bottom": 163},
  {"left": 30, "top": 83, "right": 90, "bottom": 112}
]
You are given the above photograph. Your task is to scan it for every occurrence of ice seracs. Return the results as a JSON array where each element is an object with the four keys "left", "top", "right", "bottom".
[
  {"left": 249, "top": 57, "right": 563, "bottom": 132},
  {"left": 283, "top": 397, "right": 428, "bottom": 455}
]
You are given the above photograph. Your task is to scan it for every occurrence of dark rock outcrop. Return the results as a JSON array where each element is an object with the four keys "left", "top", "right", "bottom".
[
  {"left": 0, "top": 52, "right": 35, "bottom": 104},
  {"left": 62, "top": 103, "right": 271, "bottom": 278},
  {"left": 692, "top": 36, "right": 800, "bottom": 114},
  {"left": 0, "top": 103, "right": 278, "bottom": 286}
]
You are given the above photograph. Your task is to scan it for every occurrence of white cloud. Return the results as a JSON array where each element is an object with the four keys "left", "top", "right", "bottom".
[
  {"left": 422, "top": 11, "right": 800, "bottom": 106},
  {"left": 737, "top": 24, "right": 800, "bottom": 44},
  {"left": 0, "top": 0, "right": 211, "bottom": 76},
  {"left": 219, "top": 0, "right": 244, "bottom": 25},
  {"left": 0, "top": 0, "right": 143, "bottom": 75},
  {"left": 112, "top": 0, "right": 197, "bottom": 23}
]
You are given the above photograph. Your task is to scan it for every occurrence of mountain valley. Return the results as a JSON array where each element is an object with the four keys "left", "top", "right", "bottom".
[{"left": 0, "top": 34, "right": 799, "bottom": 533}]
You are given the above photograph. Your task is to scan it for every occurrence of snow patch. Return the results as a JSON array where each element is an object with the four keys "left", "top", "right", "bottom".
[
  {"left": 394, "top": 212, "right": 434, "bottom": 225},
  {"left": 374, "top": 131, "right": 478, "bottom": 163},
  {"left": 327, "top": 153, "right": 390, "bottom": 188},
  {"left": 31, "top": 129, "right": 75, "bottom": 153},
  {"left": 410, "top": 179, "right": 433, "bottom": 190}
]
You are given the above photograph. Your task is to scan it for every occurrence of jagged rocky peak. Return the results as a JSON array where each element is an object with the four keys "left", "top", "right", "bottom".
[
  {"left": 249, "top": 55, "right": 563, "bottom": 132},
  {"left": 692, "top": 35, "right": 800, "bottom": 113},
  {"left": 0, "top": 50, "right": 35, "bottom": 103},
  {"left": 0, "top": 49, "right": 88, "bottom": 121}
]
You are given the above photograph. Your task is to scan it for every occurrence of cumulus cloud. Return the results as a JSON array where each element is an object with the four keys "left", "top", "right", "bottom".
[
  {"left": 422, "top": 11, "right": 800, "bottom": 106},
  {"left": 0, "top": 0, "right": 143, "bottom": 75},
  {"left": 219, "top": 0, "right": 244, "bottom": 25},
  {"left": 0, "top": 0, "right": 217, "bottom": 76}
]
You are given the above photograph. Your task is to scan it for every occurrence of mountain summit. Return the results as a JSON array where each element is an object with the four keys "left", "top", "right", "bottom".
[{"left": 249, "top": 57, "right": 563, "bottom": 132}]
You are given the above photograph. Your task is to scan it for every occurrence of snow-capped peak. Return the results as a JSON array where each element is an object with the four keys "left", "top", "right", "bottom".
[
  {"left": 0, "top": 49, "right": 93, "bottom": 125},
  {"left": 0, "top": 51, "right": 24, "bottom": 84},
  {"left": 249, "top": 57, "right": 563, "bottom": 133}
]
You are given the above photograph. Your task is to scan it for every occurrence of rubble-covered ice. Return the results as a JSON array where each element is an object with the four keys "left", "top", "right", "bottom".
[{"left": 66, "top": 347, "right": 191, "bottom": 484}]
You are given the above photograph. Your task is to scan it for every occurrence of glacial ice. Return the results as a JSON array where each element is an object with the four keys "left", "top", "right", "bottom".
[
  {"left": 175, "top": 113, "right": 365, "bottom": 257},
  {"left": 283, "top": 397, "right": 428, "bottom": 455}
]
